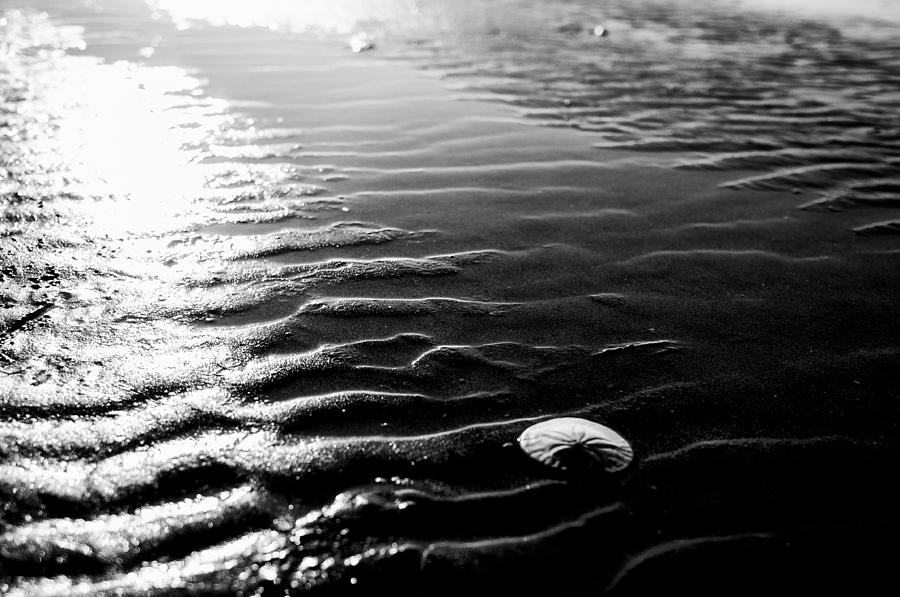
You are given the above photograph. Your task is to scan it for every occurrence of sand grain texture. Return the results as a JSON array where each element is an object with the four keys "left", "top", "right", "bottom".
[{"left": 1, "top": 0, "right": 897, "bottom": 594}]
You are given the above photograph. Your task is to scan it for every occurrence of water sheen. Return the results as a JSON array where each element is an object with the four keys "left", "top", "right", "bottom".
[{"left": 1, "top": 0, "right": 897, "bottom": 594}]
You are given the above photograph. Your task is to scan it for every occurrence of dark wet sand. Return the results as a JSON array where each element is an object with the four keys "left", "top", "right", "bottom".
[{"left": 1, "top": 0, "right": 898, "bottom": 594}]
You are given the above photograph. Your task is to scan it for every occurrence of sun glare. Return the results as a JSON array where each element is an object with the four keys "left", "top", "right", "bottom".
[
  {"left": 47, "top": 60, "right": 228, "bottom": 236},
  {"left": 150, "top": 0, "right": 419, "bottom": 34}
]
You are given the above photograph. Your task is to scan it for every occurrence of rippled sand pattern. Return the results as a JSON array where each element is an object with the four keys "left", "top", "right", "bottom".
[
  {"left": 1, "top": 1, "right": 898, "bottom": 595},
  {"left": 393, "top": 0, "right": 900, "bottom": 216}
]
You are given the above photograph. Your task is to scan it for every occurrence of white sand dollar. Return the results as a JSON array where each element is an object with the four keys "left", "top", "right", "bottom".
[{"left": 518, "top": 417, "right": 633, "bottom": 473}]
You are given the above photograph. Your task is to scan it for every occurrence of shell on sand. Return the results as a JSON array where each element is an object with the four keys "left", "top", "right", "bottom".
[{"left": 518, "top": 417, "right": 633, "bottom": 473}]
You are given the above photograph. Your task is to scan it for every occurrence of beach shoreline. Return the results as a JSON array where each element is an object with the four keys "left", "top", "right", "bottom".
[{"left": 1, "top": 0, "right": 898, "bottom": 593}]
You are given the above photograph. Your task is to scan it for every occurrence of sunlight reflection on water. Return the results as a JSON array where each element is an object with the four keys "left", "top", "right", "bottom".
[
  {"left": 150, "top": 0, "right": 420, "bottom": 34},
  {"left": 1, "top": 10, "right": 269, "bottom": 245},
  {"left": 52, "top": 64, "right": 221, "bottom": 235}
]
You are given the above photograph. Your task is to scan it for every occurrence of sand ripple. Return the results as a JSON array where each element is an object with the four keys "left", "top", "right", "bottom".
[{"left": 1, "top": 4, "right": 898, "bottom": 594}]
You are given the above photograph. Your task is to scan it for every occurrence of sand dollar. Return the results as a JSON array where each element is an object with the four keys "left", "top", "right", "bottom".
[{"left": 518, "top": 417, "right": 633, "bottom": 473}]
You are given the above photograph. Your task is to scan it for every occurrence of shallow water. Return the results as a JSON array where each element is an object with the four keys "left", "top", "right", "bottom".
[{"left": 1, "top": 0, "right": 898, "bottom": 594}]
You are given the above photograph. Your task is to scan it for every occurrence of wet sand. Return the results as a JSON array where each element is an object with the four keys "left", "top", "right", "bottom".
[{"left": 1, "top": 0, "right": 898, "bottom": 594}]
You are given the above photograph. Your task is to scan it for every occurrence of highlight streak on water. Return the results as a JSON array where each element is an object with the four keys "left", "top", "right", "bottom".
[{"left": 1, "top": 1, "right": 898, "bottom": 594}]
